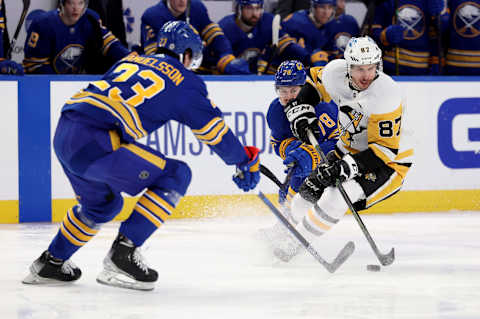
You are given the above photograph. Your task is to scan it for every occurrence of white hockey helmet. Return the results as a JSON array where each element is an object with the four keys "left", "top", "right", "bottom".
[{"left": 344, "top": 36, "right": 383, "bottom": 81}]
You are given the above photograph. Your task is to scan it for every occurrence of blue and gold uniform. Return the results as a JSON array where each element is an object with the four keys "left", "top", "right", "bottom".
[
  {"left": 218, "top": 12, "right": 310, "bottom": 74},
  {"left": 141, "top": 0, "right": 235, "bottom": 73},
  {"left": 50, "top": 53, "right": 253, "bottom": 260},
  {"left": 371, "top": 0, "right": 448, "bottom": 75},
  {"left": 446, "top": 0, "right": 480, "bottom": 74},
  {"left": 268, "top": 64, "right": 339, "bottom": 202},
  {"left": 23, "top": 8, "right": 129, "bottom": 74},
  {"left": 282, "top": 10, "right": 359, "bottom": 66}
]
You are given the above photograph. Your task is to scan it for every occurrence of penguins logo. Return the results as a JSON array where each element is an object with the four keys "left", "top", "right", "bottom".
[
  {"left": 397, "top": 5, "right": 424, "bottom": 40},
  {"left": 454, "top": 2, "right": 480, "bottom": 38}
]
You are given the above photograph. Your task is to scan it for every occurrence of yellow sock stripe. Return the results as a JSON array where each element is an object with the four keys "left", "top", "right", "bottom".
[
  {"left": 307, "top": 209, "right": 331, "bottom": 231},
  {"left": 121, "top": 144, "right": 166, "bottom": 169},
  {"left": 60, "top": 223, "right": 85, "bottom": 247},
  {"left": 67, "top": 208, "right": 99, "bottom": 235},
  {"left": 138, "top": 196, "right": 171, "bottom": 222},
  {"left": 145, "top": 190, "right": 175, "bottom": 212},
  {"left": 135, "top": 205, "right": 162, "bottom": 228}
]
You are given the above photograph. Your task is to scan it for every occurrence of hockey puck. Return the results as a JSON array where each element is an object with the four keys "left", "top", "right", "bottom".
[{"left": 367, "top": 264, "right": 381, "bottom": 272}]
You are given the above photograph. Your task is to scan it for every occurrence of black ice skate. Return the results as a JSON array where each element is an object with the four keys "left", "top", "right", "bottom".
[
  {"left": 22, "top": 250, "right": 81, "bottom": 285},
  {"left": 96, "top": 234, "right": 158, "bottom": 291}
]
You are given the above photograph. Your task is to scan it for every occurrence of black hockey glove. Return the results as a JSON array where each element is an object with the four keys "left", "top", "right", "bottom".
[
  {"left": 299, "top": 170, "right": 326, "bottom": 204},
  {"left": 315, "top": 154, "right": 359, "bottom": 187},
  {"left": 284, "top": 101, "right": 320, "bottom": 144}
]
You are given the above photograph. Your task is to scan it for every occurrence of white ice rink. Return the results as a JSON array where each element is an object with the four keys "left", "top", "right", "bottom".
[{"left": 2, "top": 211, "right": 480, "bottom": 319}]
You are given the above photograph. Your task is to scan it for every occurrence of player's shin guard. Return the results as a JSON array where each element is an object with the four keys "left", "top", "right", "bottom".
[
  {"left": 119, "top": 189, "right": 180, "bottom": 247},
  {"left": 48, "top": 205, "right": 100, "bottom": 260}
]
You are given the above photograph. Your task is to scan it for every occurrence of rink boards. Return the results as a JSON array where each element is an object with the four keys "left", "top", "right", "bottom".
[{"left": 1, "top": 75, "right": 479, "bottom": 223}]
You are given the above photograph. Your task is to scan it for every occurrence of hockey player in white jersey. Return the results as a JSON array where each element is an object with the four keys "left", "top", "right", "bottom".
[{"left": 276, "top": 36, "right": 414, "bottom": 261}]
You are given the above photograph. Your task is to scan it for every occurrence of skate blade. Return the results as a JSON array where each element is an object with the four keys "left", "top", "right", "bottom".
[
  {"left": 96, "top": 270, "right": 155, "bottom": 291},
  {"left": 22, "top": 273, "right": 76, "bottom": 286}
]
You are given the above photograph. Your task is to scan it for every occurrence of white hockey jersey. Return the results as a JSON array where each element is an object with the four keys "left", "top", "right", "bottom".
[{"left": 321, "top": 59, "right": 413, "bottom": 178}]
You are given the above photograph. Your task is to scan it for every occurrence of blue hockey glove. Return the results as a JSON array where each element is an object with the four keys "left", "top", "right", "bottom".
[
  {"left": 314, "top": 154, "right": 359, "bottom": 188},
  {"left": 384, "top": 25, "right": 405, "bottom": 45},
  {"left": 427, "top": 0, "right": 444, "bottom": 16},
  {"left": 283, "top": 143, "right": 321, "bottom": 180},
  {"left": 0, "top": 60, "right": 24, "bottom": 75},
  {"left": 224, "top": 58, "right": 251, "bottom": 75},
  {"left": 233, "top": 146, "right": 260, "bottom": 191}
]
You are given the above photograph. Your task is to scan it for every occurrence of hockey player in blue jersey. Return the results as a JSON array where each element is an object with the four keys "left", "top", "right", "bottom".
[
  {"left": 260, "top": 60, "right": 338, "bottom": 255},
  {"left": 370, "top": 0, "right": 448, "bottom": 75},
  {"left": 445, "top": 0, "right": 480, "bottom": 75},
  {"left": 0, "top": 0, "right": 23, "bottom": 74},
  {"left": 281, "top": 0, "right": 359, "bottom": 66},
  {"left": 267, "top": 60, "right": 338, "bottom": 206},
  {"left": 141, "top": 0, "right": 250, "bottom": 74},
  {"left": 23, "top": 0, "right": 130, "bottom": 74},
  {"left": 218, "top": 0, "right": 312, "bottom": 74},
  {"left": 22, "top": 21, "right": 261, "bottom": 291}
]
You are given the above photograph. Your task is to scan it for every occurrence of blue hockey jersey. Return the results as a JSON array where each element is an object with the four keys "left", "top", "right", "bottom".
[
  {"left": 371, "top": 0, "right": 445, "bottom": 75},
  {"left": 446, "top": 0, "right": 480, "bottom": 75},
  {"left": 282, "top": 11, "right": 359, "bottom": 66},
  {"left": 141, "top": 0, "right": 235, "bottom": 73},
  {"left": 23, "top": 9, "right": 129, "bottom": 74},
  {"left": 218, "top": 12, "right": 310, "bottom": 74},
  {"left": 62, "top": 53, "right": 249, "bottom": 166}
]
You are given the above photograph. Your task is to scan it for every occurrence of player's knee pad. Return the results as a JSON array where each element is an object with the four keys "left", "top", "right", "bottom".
[
  {"left": 80, "top": 192, "right": 124, "bottom": 224},
  {"left": 152, "top": 158, "right": 192, "bottom": 196}
]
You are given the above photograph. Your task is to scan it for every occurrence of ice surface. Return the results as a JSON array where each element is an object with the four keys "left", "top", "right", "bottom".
[{"left": 2, "top": 211, "right": 480, "bottom": 319}]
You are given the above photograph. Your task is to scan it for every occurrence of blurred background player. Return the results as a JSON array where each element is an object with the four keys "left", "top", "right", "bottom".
[
  {"left": 370, "top": 0, "right": 448, "bottom": 75},
  {"left": 88, "top": 0, "right": 127, "bottom": 47},
  {"left": 23, "top": 0, "right": 130, "bottom": 74},
  {"left": 141, "top": 0, "right": 250, "bottom": 74},
  {"left": 218, "top": 0, "right": 311, "bottom": 75},
  {"left": 0, "top": 0, "right": 24, "bottom": 74},
  {"left": 260, "top": 60, "right": 338, "bottom": 250},
  {"left": 275, "top": 36, "right": 413, "bottom": 262},
  {"left": 281, "top": 0, "right": 359, "bottom": 67},
  {"left": 445, "top": 0, "right": 480, "bottom": 75},
  {"left": 275, "top": 0, "right": 310, "bottom": 19},
  {"left": 22, "top": 21, "right": 260, "bottom": 291}
]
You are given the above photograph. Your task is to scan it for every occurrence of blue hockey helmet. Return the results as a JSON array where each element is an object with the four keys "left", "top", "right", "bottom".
[
  {"left": 157, "top": 21, "right": 203, "bottom": 70},
  {"left": 275, "top": 60, "right": 307, "bottom": 87},
  {"left": 236, "top": 0, "right": 264, "bottom": 6},
  {"left": 311, "top": 0, "right": 336, "bottom": 6}
]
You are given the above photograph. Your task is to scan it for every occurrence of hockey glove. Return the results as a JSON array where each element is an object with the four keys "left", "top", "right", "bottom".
[
  {"left": 233, "top": 146, "right": 260, "bottom": 192},
  {"left": 384, "top": 25, "right": 405, "bottom": 45},
  {"left": 0, "top": 60, "right": 24, "bottom": 75},
  {"left": 224, "top": 58, "right": 251, "bottom": 75},
  {"left": 298, "top": 170, "right": 326, "bottom": 204},
  {"left": 283, "top": 143, "right": 321, "bottom": 180},
  {"left": 314, "top": 154, "right": 359, "bottom": 188},
  {"left": 284, "top": 101, "right": 320, "bottom": 144}
]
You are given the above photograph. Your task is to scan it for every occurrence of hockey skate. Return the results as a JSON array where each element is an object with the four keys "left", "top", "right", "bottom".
[
  {"left": 22, "top": 250, "right": 81, "bottom": 285},
  {"left": 96, "top": 234, "right": 158, "bottom": 291}
]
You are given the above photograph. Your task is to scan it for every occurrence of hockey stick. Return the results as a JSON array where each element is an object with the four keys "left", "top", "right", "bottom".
[
  {"left": 258, "top": 191, "right": 355, "bottom": 273},
  {"left": 186, "top": 0, "right": 191, "bottom": 25},
  {"left": 6, "top": 0, "right": 30, "bottom": 60},
  {"left": 259, "top": 14, "right": 280, "bottom": 75},
  {"left": 306, "top": 130, "right": 395, "bottom": 266}
]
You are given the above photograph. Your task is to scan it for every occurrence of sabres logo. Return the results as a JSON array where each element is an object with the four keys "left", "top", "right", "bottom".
[
  {"left": 454, "top": 2, "right": 480, "bottom": 38},
  {"left": 397, "top": 5, "right": 425, "bottom": 40}
]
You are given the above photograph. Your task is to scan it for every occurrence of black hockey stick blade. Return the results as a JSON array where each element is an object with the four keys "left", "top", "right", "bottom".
[
  {"left": 6, "top": 0, "right": 31, "bottom": 60},
  {"left": 258, "top": 191, "right": 355, "bottom": 273},
  {"left": 260, "top": 164, "right": 283, "bottom": 188}
]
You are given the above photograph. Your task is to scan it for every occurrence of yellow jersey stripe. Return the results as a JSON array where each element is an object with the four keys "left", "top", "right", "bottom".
[{"left": 121, "top": 144, "right": 166, "bottom": 169}]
